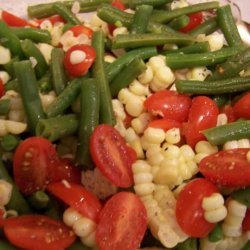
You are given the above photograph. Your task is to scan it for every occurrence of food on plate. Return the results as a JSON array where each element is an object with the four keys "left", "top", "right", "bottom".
[{"left": 0, "top": 0, "right": 250, "bottom": 249}]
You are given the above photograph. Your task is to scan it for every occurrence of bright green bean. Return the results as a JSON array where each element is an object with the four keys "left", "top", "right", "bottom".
[
  {"left": 176, "top": 238, "right": 197, "bottom": 250},
  {"left": 168, "top": 15, "right": 190, "bottom": 30},
  {"left": 28, "top": 191, "right": 50, "bottom": 210},
  {"left": 189, "top": 17, "right": 218, "bottom": 36},
  {"left": 0, "top": 134, "right": 20, "bottom": 152},
  {"left": 122, "top": 0, "right": 173, "bottom": 8},
  {"left": 38, "top": 71, "right": 53, "bottom": 93},
  {"left": 3, "top": 57, "right": 19, "bottom": 78},
  {"left": 0, "top": 99, "right": 10, "bottom": 116},
  {"left": 208, "top": 224, "right": 224, "bottom": 242}
]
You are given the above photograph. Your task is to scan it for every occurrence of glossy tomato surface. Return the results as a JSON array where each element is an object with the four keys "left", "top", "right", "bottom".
[
  {"left": 199, "top": 148, "right": 250, "bottom": 187},
  {"left": 148, "top": 118, "right": 182, "bottom": 131},
  {"left": 0, "top": 79, "right": 5, "bottom": 98},
  {"left": 3, "top": 215, "right": 75, "bottom": 250},
  {"left": 69, "top": 25, "right": 93, "bottom": 38},
  {"left": 176, "top": 178, "right": 218, "bottom": 237},
  {"left": 233, "top": 92, "right": 250, "bottom": 120},
  {"left": 179, "top": 12, "right": 203, "bottom": 33},
  {"left": 96, "top": 192, "right": 147, "bottom": 250},
  {"left": 90, "top": 124, "right": 135, "bottom": 188}
]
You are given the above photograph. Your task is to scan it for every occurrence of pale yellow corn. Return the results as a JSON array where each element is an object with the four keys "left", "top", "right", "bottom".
[
  {"left": 144, "top": 127, "right": 165, "bottom": 144},
  {"left": 146, "top": 145, "right": 162, "bottom": 158},
  {"left": 0, "top": 71, "right": 10, "bottom": 84},
  {"left": 180, "top": 145, "right": 195, "bottom": 161},
  {"left": 129, "top": 79, "right": 149, "bottom": 96},
  {"left": 113, "top": 27, "right": 129, "bottom": 37},
  {"left": 224, "top": 215, "right": 245, "bottom": 227},
  {"left": 151, "top": 165, "right": 160, "bottom": 178},
  {"left": 70, "top": 50, "right": 86, "bottom": 64},
  {"left": 104, "top": 54, "right": 116, "bottom": 63},
  {"left": 222, "top": 223, "right": 242, "bottom": 237},
  {"left": 125, "top": 127, "right": 139, "bottom": 143},
  {"left": 50, "top": 22, "right": 64, "bottom": 47},
  {"left": 0, "top": 119, "right": 27, "bottom": 136},
  {"left": 80, "top": 231, "right": 96, "bottom": 247},
  {"left": 223, "top": 140, "right": 239, "bottom": 150},
  {"left": 8, "top": 110, "right": 26, "bottom": 123},
  {"left": 40, "top": 20, "right": 53, "bottom": 31},
  {"left": 164, "top": 145, "right": 181, "bottom": 159},
  {"left": 185, "top": 160, "right": 198, "bottom": 175},
  {"left": 114, "top": 118, "right": 127, "bottom": 137},
  {"left": 129, "top": 139, "right": 144, "bottom": 159},
  {"left": 132, "top": 160, "right": 151, "bottom": 174},
  {"left": 173, "top": 183, "right": 187, "bottom": 198},
  {"left": 37, "top": 43, "right": 53, "bottom": 64},
  {"left": 165, "top": 128, "right": 181, "bottom": 144},
  {"left": 112, "top": 99, "right": 126, "bottom": 121},
  {"left": 0, "top": 46, "right": 11, "bottom": 65},
  {"left": 194, "top": 152, "right": 209, "bottom": 164},
  {"left": 206, "top": 32, "right": 224, "bottom": 51},
  {"left": 147, "top": 151, "right": 165, "bottom": 166},
  {"left": 141, "top": 136, "right": 159, "bottom": 150},
  {"left": 217, "top": 113, "right": 228, "bottom": 126},
  {"left": 202, "top": 193, "right": 224, "bottom": 211},
  {"left": 63, "top": 207, "right": 82, "bottom": 227},
  {"left": 134, "top": 183, "right": 155, "bottom": 196},
  {"left": 134, "top": 172, "right": 153, "bottom": 185},
  {"left": 174, "top": 69, "right": 189, "bottom": 80},
  {"left": 138, "top": 65, "right": 154, "bottom": 85},
  {"left": 71, "top": 1, "right": 80, "bottom": 14},
  {"left": 154, "top": 66, "right": 175, "bottom": 86},
  {"left": 186, "top": 67, "right": 211, "bottom": 81},
  {"left": 237, "top": 139, "right": 250, "bottom": 148},
  {"left": 171, "top": 0, "right": 188, "bottom": 10},
  {"left": 204, "top": 206, "right": 227, "bottom": 223},
  {"left": 154, "top": 165, "right": 180, "bottom": 186},
  {"left": 40, "top": 92, "right": 56, "bottom": 111},
  {"left": 125, "top": 96, "right": 144, "bottom": 117},
  {"left": 227, "top": 200, "right": 247, "bottom": 217},
  {"left": 178, "top": 163, "right": 192, "bottom": 180},
  {"left": 0, "top": 180, "right": 12, "bottom": 206},
  {"left": 154, "top": 185, "right": 176, "bottom": 210},
  {"left": 89, "top": 14, "right": 109, "bottom": 34},
  {"left": 131, "top": 112, "right": 152, "bottom": 135},
  {"left": 73, "top": 217, "right": 96, "bottom": 238},
  {"left": 147, "top": 56, "right": 166, "bottom": 73},
  {"left": 118, "top": 87, "right": 138, "bottom": 105},
  {"left": 195, "top": 140, "right": 218, "bottom": 154}
]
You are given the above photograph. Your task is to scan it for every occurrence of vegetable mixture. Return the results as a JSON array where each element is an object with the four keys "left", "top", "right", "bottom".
[{"left": 0, "top": 0, "right": 250, "bottom": 249}]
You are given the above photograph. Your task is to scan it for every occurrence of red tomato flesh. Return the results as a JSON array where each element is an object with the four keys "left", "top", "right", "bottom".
[
  {"left": 233, "top": 92, "right": 250, "bottom": 120},
  {"left": 144, "top": 90, "right": 192, "bottom": 122},
  {"left": 179, "top": 12, "right": 203, "bottom": 33},
  {"left": 90, "top": 124, "right": 135, "bottom": 188},
  {"left": 199, "top": 148, "right": 250, "bottom": 187},
  {"left": 0, "top": 78, "right": 5, "bottom": 98},
  {"left": 3, "top": 215, "right": 75, "bottom": 250},
  {"left": 242, "top": 209, "right": 250, "bottom": 232},
  {"left": 220, "top": 104, "right": 236, "bottom": 123},
  {"left": 47, "top": 182, "right": 102, "bottom": 222},
  {"left": 2, "top": 10, "right": 31, "bottom": 27},
  {"left": 96, "top": 192, "right": 147, "bottom": 250},
  {"left": 69, "top": 25, "right": 93, "bottom": 39},
  {"left": 176, "top": 178, "right": 218, "bottom": 237},
  {"left": 147, "top": 118, "right": 182, "bottom": 131},
  {"left": 35, "top": 15, "right": 65, "bottom": 25}
]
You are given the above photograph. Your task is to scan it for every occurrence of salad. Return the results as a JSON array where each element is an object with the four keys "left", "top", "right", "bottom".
[{"left": 0, "top": 0, "right": 250, "bottom": 249}]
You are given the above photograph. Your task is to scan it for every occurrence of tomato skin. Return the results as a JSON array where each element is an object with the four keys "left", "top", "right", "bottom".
[
  {"left": 233, "top": 92, "right": 250, "bottom": 120},
  {"left": 144, "top": 90, "right": 192, "bottom": 122},
  {"left": 47, "top": 182, "right": 102, "bottom": 222},
  {"left": 69, "top": 25, "right": 93, "bottom": 39},
  {"left": 0, "top": 79, "right": 5, "bottom": 98},
  {"left": 179, "top": 12, "right": 203, "bottom": 33},
  {"left": 184, "top": 96, "right": 219, "bottom": 148},
  {"left": 13, "top": 137, "right": 58, "bottom": 195},
  {"left": 220, "top": 104, "right": 236, "bottom": 123},
  {"left": 96, "top": 192, "right": 147, "bottom": 250},
  {"left": 35, "top": 15, "right": 65, "bottom": 25},
  {"left": 3, "top": 215, "right": 75, "bottom": 250},
  {"left": 2, "top": 10, "right": 31, "bottom": 27},
  {"left": 90, "top": 124, "right": 135, "bottom": 188},
  {"left": 147, "top": 118, "right": 182, "bottom": 131},
  {"left": 64, "top": 44, "right": 96, "bottom": 77},
  {"left": 199, "top": 148, "right": 250, "bottom": 187},
  {"left": 176, "top": 178, "right": 218, "bottom": 237},
  {"left": 242, "top": 209, "right": 250, "bottom": 232}
]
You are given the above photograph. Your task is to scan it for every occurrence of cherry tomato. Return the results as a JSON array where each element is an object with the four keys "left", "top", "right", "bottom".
[
  {"left": 3, "top": 215, "right": 75, "bottom": 250},
  {"left": 108, "top": 0, "right": 126, "bottom": 35},
  {"left": 233, "top": 92, "right": 250, "bottom": 120},
  {"left": 179, "top": 12, "right": 203, "bottom": 33},
  {"left": 90, "top": 124, "right": 135, "bottom": 188},
  {"left": 1, "top": 10, "right": 32, "bottom": 27},
  {"left": 184, "top": 96, "right": 219, "bottom": 148},
  {"left": 64, "top": 44, "right": 96, "bottom": 77},
  {"left": 123, "top": 112, "right": 133, "bottom": 128},
  {"left": 242, "top": 209, "right": 250, "bottom": 232},
  {"left": 144, "top": 90, "right": 192, "bottom": 122},
  {"left": 68, "top": 25, "right": 93, "bottom": 39},
  {"left": 96, "top": 192, "right": 147, "bottom": 250},
  {"left": 176, "top": 178, "right": 218, "bottom": 237},
  {"left": 47, "top": 182, "right": 102, "bottom": 222},
  {"left": 13, "top": 137, "right": 58, "bottom": 195},
  {"left": 199, "top": 148, "right": 250, "bottom": 187},
  {"left": 220, "top": 104, "right": 236, "bottom": 123},
  {"left": 0, "top": 79, "right": 5, "bottom": 98},
  {"left": 35, "top": 15, "right": 65, "bottom": 25},
  {"left": 147, "top": 118, "right": 182, "bottom": 131}
]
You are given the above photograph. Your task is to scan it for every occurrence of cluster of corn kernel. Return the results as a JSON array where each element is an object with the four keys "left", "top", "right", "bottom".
[
  {"left": 202, "top": 193, "right": 227, "bottom": 223},
  {"left": 132, "top": 160, "right": 188, "bottom": 248},
  {"left": 222, "top": 199, "right": 247, "bottom": 237},
  {"left": 63, "top": 207, "right": 97, "bottom": 248},
  {"left": 0, "top": 179, "right": 12, "bottom": 207}
]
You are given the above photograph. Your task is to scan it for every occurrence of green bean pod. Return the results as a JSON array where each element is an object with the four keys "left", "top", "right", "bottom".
[
  {"left": 0, "top": 239, "right": 18, "bottom": 250},
  {"left": 14, "top": 60, "right": 46, "bottom": 134},
  {"left": 92, "top": 30, "right": 114, "bottom": 125},
  {"left": 176, "top": 238, "right": 197, "bottom": 250},
  {"left": 110, "top": 57, "right": 146, "bottom": 97},
  {"left": 21, "top": 39, "right": 48, "bottom": 79},
  {"left": 28, "top": 191, "right": 50, "bottom": 210},
  {"left": 0, "top": 160, "right": 31, "bottom": 214},
  {"left": 203, "top": 120, "right": 250, "bottom": 145},
  {"left": 208, "top": 223, "right": 224, "bottom": 242},
  {"left": 122, "top": 0, "right": 173, "bottom": 8},
  {"left": 4, "top": 79, "right": 19, "bottom": 92},
  {"left": 0, "top": 99, "right": 10, "bottom": 116},
  {"left": 168, "top": 15, "right": 190, "bottom": 30},
  {"left": 3, "top": 57, "right": 19, "bottom": 78},
  {"left": 241, "top": 241, "right": 250, "bottom": 250},
  {"left": 0, "top": 134, "right": 20, "bottom": 152},
  {"left": 36, "top": 114, "right": 79, "bottom": 142},
  {"left": 189, "top": 17, "right": 218, "bottom": 36},
  {"left": 231, "top": 188, "right": 250, "bottom": 208},
  {"left": 76, "top": 78, "right": 100, "bottom": 169},
  {"left": 38, "top": 71, "right": 53, "bottom": 93}
]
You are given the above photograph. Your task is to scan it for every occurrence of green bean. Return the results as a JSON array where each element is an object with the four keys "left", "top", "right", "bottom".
[
  {"left": 62, "top": 23, "right": 74, "bottom": 33},
  {"left": 163, "top": 41, "right": 210, "bottom": 54},
  {"left": 122, "top": 0, "right": 173, "bottom": 8},
  {"left": 52, "top": 2, "right": 81, "bottom": 25},
  {"left": 217, "top": 5, "right": 243, "bottom": 47},
  {"left": 176, "top": 238, "right": 197, "bottom": 250},
  {"left": 36, "top": 114, "right": 79, "bottom": 142},
  {"left": 189, "top": 17, "right": 218, "bottom": 36},
  {"left": 28, "top": 0, "right": 111, "bottom": 18},
  {"left": 212, "top": 95, "right": 229, "bottom": 108},
  {"left": 4, "top": 79, "right": 19, "bottom": 92},
  {"left": 107, "top": 47, "right": 157, "bottom": 82},
  {"left": 150, "top": 1, "right": 219, "bottom": 23},
  {"left": 92, "top": 31, "right": 114, "bottom": 125},
  {"left": 51, "top": 48, "right": 68, "bottom": 95},
  {"left": 14, "top": 60, "right": 46, "bottom": 134},
  {"left": 110, "top": 57, "right": 146, "bottom": 97},
  {"left": 112, "top": 33, "right": 194, "bottom": 49},
  {"left": 0, "top": 134, "right": 20, "bottom": 152},
  {"left": 0, "top": 239, "right": 18, "bottom": 250},
  {"left": 67, "top": 239, "right": 92, "bottom": 250},
  {"left": 21, "top": 39, "right": 48, "bottom": 79},
  {"left": 240, "top": 241, "right": 250, "bottom": 250},
  {"left": 231, "top": 188, "right": 250, "bottom": 208},
  {"left": 209, "top": 47, "right": 250, "bottom": 81},
  {"left": 130, "top": 5, "right": 153, "bottom": 34},
  {"left": 3, "top": 57, "right": 19, "bottom": 77},
  {"left": 28, "top": 191, "right": 50, "bottom": 210},
  {"left": 76, "top": 78, "right": 99, "bottom": 169},
  {"left": 11, "top": 27, "right": 51, "bottom": 44},
  {"left": 0, "top": 99, "right": 10, "bottom": 116},
  {"left": 38, "top": 71, "right": 53, "bottom": 93},
  {"left": 0, "top": 160, "right": 31, "bottom": 214},
  {"left": 0, "top": 21, "right": 24, "bottom": 59},
  {"left": 176, "top": 76, "right": 250, "bottom": 95},
  {"left": 165, "top": 47, "right": 240, "bottom": 69},
  {"left": 168, "top": 15, "right": 190, "bottom": 30},
  {"left": 203, "top": 120, "right": 250, "bottom": 145},
  {"left": 208, "top": 223, "right": 224, "bottom": 242}
]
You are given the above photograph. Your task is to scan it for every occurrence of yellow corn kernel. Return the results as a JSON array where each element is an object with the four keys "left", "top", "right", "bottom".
[
  {"left": 163, "top": 145, "right": 181, "bottom": 159},
  {"left": 73, "top": 217, "right": 96, "bottom": 238},
  {"left": 0, "top": 46, "right": 11, "bottom": 65},
  {"left": 138, "top": 65, "right": 154, "bottom": 85},
  {"left": 132, "top": 160, "right": 151, "bottom": 174},
  {"left": 165, "top": 128, "right": 181, "bottom": 144},
  {"left": 147, "top": 56, "right": 165, "bottom": 73},
  {"left": 63, "top": 207, "right": 82, "bottom": 227},
  {"left": 0, "top": 71, "right": 10, "bottom": 84},
  {"left": 202, "top": 193, "right": 224, "bottom": 211},
  {"left": 227, "top": 200, "right": 247, "bottom": 217},
  {"left": 147, "top": 151, "right": 165, "bottom": 166},
  {"left": 125, "top": 127, "right": 139, "bottom": 143},
  {"left": 80, "top": 231, "right": 96, "bottom": 247},
  {"left": 204, "top": 206, "right": 227, "bottom": 223},
  {"left": 194, "top": 152, "right": 209, "bottom": 164},
  {"left": 222, "top": 223, "right": 242, "bottom": 237},
  {"left": 134, "top": 183, "right": 155, "bottom": 196},
  {"left": 180, "top": 145, "right": 195, "bottom": 161},
  {"left": 143, "top": 127, "right": 166, "bottom": 144},
  {"left": 186, "top": 67, "right": 211, "bottom": 81},
  {"left": 129, "top": 79, "right": 149, "bottom": 96},
  {"left": 125, "top": 96, "right": 144, "bottom": 117},
  {"left": 129, "top": 139, "right": 144, "bottom": 159},
  {"left": 140, "top": 136, "right": 159, "bottom": 150},
  {"left": 195, "top": 141, "right": 218, "bottom": 154},
  {"left": 131, "top": 112, "right": 152, "bottom": 135},
  {"left": 237, "top": 139, "right": 250, "bottom": 148},
  {"left": 133, "top": 172, "right": 153, "bottom": 184},
  {"left": 223, "top": 140, "right": 239, "bottom": 150},
  {"left": 216, "top": 113, "right": 228, "bottom": 126},
  {"left": 224, "top": 215, "right": 244, "bottom": 227}
]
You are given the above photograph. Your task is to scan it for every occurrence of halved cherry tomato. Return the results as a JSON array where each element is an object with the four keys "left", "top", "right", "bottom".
[
  {"left": 242, "top": 209, "right": 250, "bottom": 232},
  {"left": 3, "top": 215, "right": 75, "bottom": 250},
  {"left": 35, "top": 15, "right": 65, "bottom": 25},
  {"left": 108, "top": 0, "right": 126, "bottom": 35},
  {"left": 90, "top": 124, "right": 135, "bottom": 188},
  {"left": 144, "top": 90, "right": 192, "bottom": 122},
  {"left": 147, "top": 118, "right": 182, "bottom": 131},
  {"left": 47, "top": 182, "right": 102, "bottom": 222},
  {"left": 184, "top": 96, "right": 219, "bottom": 148},
  {"left": 96, "top": 192, "right": 147, "bottom": 250},
  {"left": 220, "top": 104, "right": 236, "bottom": 123},
  {"left": 123, "top": 111, "right": 133, "bottom": 128},
  {"left": 176, "top": 178, "right": 218, "bottom": 237},
  {"left": 1, "top": 10, "right": 31, "bottom": 27},
  {"left": 233, "top": 92, "right": 250, "bottom": 120},
  {"left": 179, "top": 12, "right": 203, "bottom": 33},
  {"left": 64, "top": 44, "right": 96, "bottom": 77},
  {"left": 199, "top": 148, "right": 250, "bottom": 187},
  {"left": 13, "top": 137, "right": 58, "bottom": 195},
  {"left": 68, "top": 25, "right": 93, "bottom": 39},
  {"left": 0, "top": 79, "right": 5, "bottom": 98}
]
